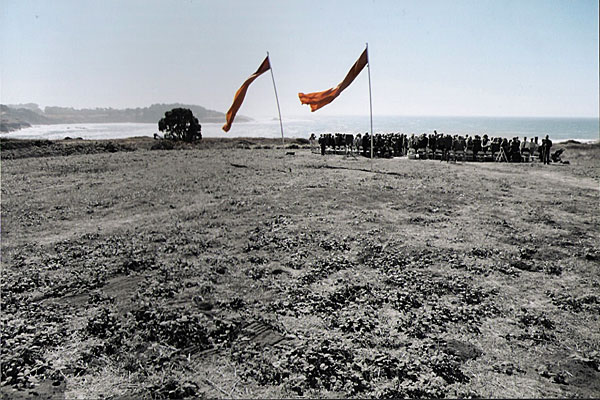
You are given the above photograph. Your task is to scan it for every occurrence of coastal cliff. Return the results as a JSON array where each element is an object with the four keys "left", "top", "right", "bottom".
[{"left": 0, "top": 103, "right": 249, "bottom": 132}]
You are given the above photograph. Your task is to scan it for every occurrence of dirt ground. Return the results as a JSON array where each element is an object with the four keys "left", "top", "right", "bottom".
[{"left": 1, "top": 137, "right": 599, "bottom": 399}]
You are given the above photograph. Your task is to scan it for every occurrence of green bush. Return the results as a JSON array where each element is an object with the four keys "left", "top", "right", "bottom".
[{"left": 158, "top": 108, "right": 202, "bottom": 143}]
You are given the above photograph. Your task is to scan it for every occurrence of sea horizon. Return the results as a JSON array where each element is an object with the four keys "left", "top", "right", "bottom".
[{"left": 2, "top": 114, "right": 598, "bottom": 143}]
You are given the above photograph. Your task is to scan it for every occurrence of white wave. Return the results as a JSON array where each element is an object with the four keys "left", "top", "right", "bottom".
[{"left": 1, "top": 117, "right": 597, "bottom": 142}]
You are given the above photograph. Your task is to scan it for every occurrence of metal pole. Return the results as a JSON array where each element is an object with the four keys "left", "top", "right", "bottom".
[
  {"left": 267, "top": 52, "right": 285, "bottom": 147},
  {"left": 366, "top": 43, "right": 374, "bottom": 166}
]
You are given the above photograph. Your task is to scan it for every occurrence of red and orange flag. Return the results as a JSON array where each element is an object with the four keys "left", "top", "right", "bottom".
[
  {"left": 223, "top": 56, "right": 271, "bottom": 132},
  {"left": 298, "top": 48, "right": 368, "bottom": 112}
]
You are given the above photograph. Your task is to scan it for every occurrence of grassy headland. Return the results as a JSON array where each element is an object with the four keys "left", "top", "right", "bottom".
[{"left": 1, "top": 137, "right": 599, "bottom": 398}]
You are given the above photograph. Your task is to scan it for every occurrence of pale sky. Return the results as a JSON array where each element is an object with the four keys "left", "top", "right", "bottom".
[{"left": 1, "top": 0, "right": 598, "bottom": 118}]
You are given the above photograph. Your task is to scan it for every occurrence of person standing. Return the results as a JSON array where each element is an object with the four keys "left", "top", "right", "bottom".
[
  {"left": 318, "top": 134, "right": 326, "bottom": 156},
  {"left": 542, "top": 135, "right": 552, "bottom": 164},
  {"left": 309, "top": 133, "right": 317, "bottom": 153},
  {"left": 354, "top": 133, "right": 362, "bottom": 154},
  {"left": 520, "top": 136, "right": 528, "bottom": 157},
  {"left": 429, "top": 132, "right": 437, "bottom": 157},
  {"left": 362, "top": 133, "right": 370, "bottom": 157},
  {"left": 528, "top": 137, "right": 537, "bottom": 156}
]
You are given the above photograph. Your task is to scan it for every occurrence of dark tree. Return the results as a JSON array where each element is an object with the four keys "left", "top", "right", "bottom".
[{"left": 158, "top": 108, "right": 202, "bottom": 142}]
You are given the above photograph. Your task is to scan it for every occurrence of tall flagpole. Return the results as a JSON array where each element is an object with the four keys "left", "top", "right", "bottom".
[
  {"left": 366, "top": 43, "right": 374, "bottom": 166},
  {"left": 267, "top": 52, "right": 285, "bottom": 147}
]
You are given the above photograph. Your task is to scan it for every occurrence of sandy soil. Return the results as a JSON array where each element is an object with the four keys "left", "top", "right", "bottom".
[{"left": 1, "top": 138, "right": 599, "bottom": 398}]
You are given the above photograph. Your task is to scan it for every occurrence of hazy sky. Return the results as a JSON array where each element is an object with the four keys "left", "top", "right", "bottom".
[{"left": 1, "top": 0, "right": 598, "bottom": 118}]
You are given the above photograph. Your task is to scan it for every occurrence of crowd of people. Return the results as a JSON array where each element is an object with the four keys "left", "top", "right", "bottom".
[{"left": 310, "top": 131, "right": 558, "bottom": 163}]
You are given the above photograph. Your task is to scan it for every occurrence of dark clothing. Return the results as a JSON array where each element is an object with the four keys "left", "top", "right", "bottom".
[
  {"left": 510, "top": 139, "right": 521, "bottom": 162},
  {"left": 542, "top": 138, "right": 552, "bottom": 164},
  {"left": 473, "top": 137, "right": 482, "bottom": 161},
  {"left": 473, "top": 137, "right": 482, "bottom": 153},
  {"left": 429, "top": 135, "right": 437, "bottom": 152},
  {"left": 551, "top": 148, "right": 564, "bottom": 163},
  {"left": 362, "top": 135, "right": 371, "bottom": 157},
  {"left": 318, "top": 136, "right": 326, "bottom": 155}
]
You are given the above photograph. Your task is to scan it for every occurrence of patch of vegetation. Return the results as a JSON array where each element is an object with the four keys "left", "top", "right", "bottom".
[
  {"left": 158, "top": 108, "right": 202, "bottom": 142},
  {"left": 546, "top": 291, "right": 600, "bottom": 313}
]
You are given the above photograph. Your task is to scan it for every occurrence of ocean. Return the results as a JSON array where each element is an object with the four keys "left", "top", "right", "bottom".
[{"left": 3, "top": 115, "right": 599, "bottom": 143}]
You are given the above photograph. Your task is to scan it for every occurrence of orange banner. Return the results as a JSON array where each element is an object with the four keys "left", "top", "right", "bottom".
[
  {"left": 223, "top": 56, "right": 271, "bottom": 132},
  {"left": 298, "top": 48, "right": 368, "bottom": 112}
]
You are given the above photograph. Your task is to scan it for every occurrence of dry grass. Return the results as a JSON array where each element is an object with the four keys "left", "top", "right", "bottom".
[{"left": 1, "top": 139, "right": 599, "bottom": 398}]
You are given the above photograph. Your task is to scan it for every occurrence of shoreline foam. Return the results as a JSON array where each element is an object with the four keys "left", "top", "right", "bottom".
[{"left": 1, "top": 116, "right": 598, "bottom": 142}]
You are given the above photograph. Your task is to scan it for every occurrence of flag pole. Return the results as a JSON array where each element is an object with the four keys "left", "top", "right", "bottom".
[
  {"left": 267, "top": 52, "right": 285, "bottom": 147},
  {"left": 366, "top": 43, "right": 374, "bottom": 168}
]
